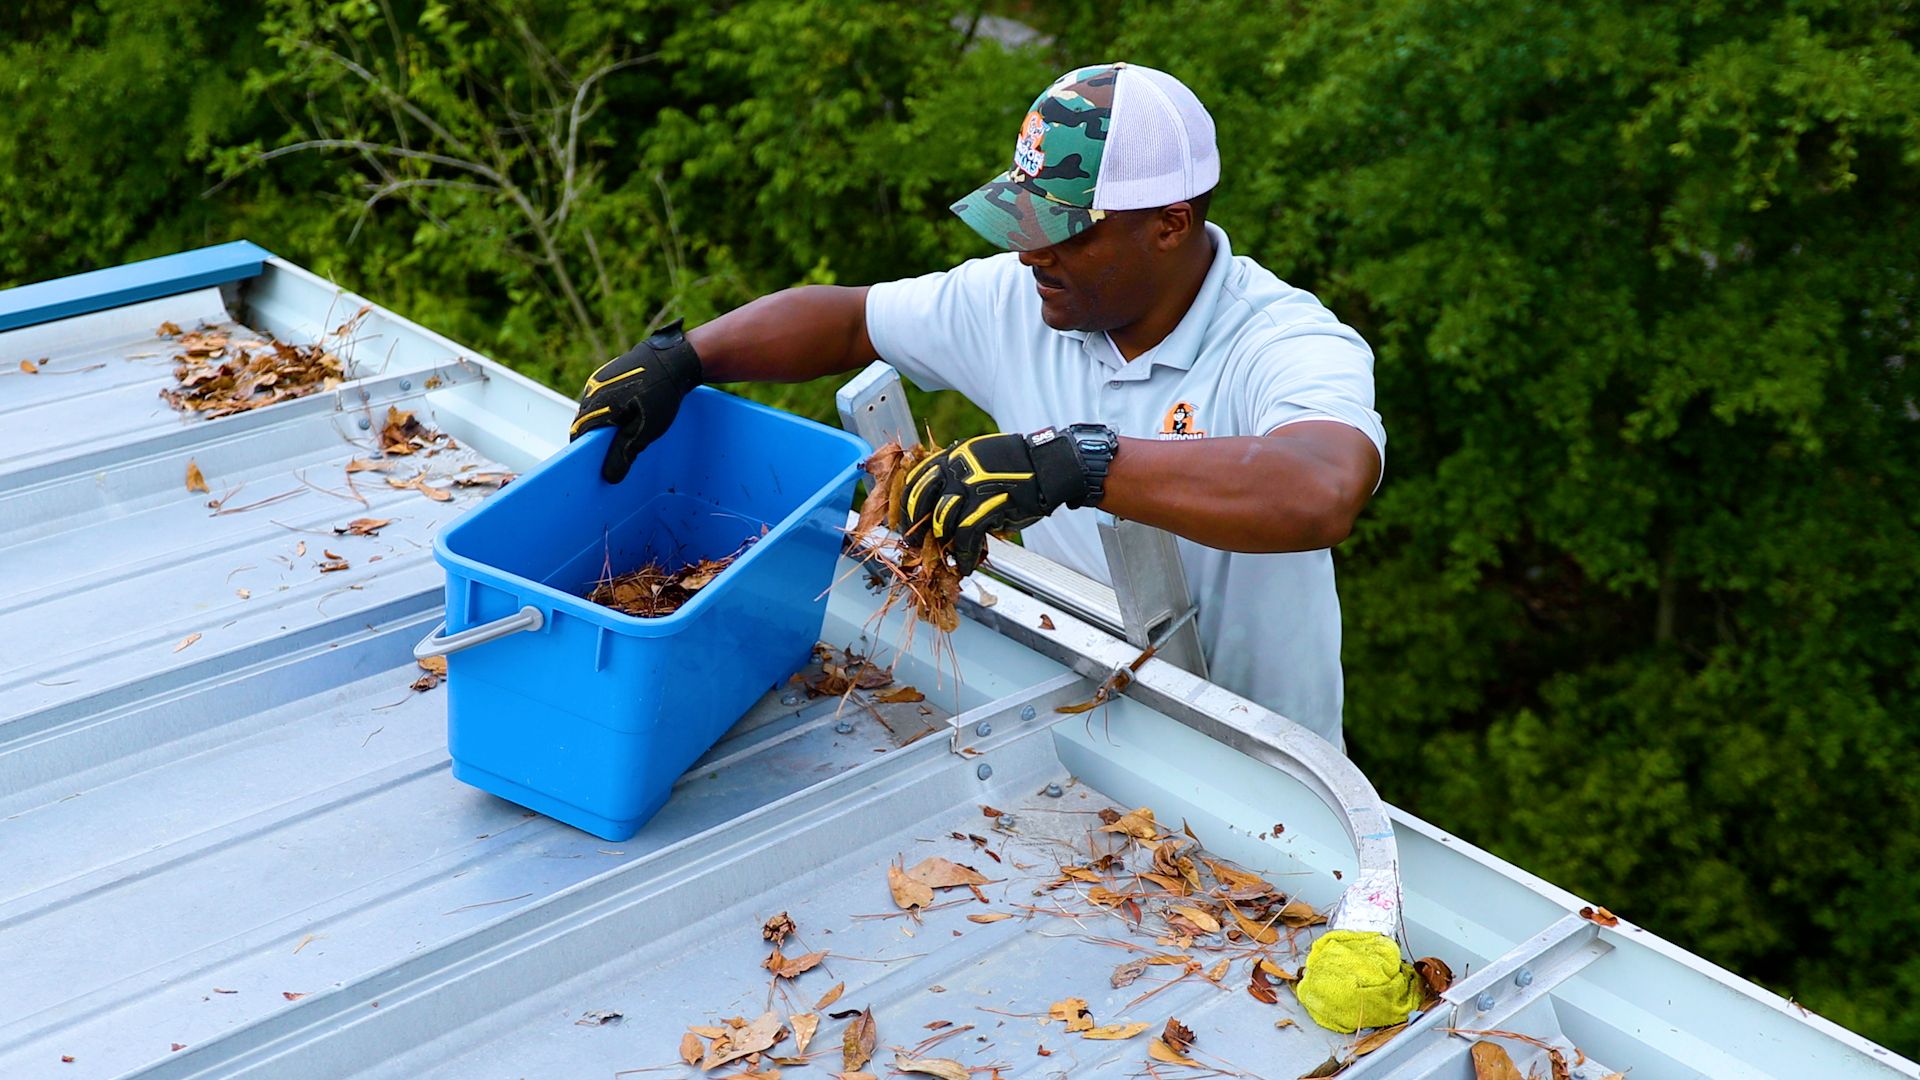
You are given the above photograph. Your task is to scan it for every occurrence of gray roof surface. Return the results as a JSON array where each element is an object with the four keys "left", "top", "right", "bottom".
[{"left": 2, "top": 250, "right": 1915, "bottom": 1080}]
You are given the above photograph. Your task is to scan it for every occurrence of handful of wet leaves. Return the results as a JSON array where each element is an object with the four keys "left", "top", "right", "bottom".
[
  {"left": 157, "top": 312, "right": 361, "bottom": 419},
  {"left": 586, "top": 548, "right": 747, "bottom": 618},
  {"left": 848, "top": 439, "right": 966, "bottom": 633}
]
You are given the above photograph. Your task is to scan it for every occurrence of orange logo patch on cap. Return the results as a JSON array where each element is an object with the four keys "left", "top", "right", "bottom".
[
  {"left": 1012, "top": 110, "right": 1047, "bottom": 179},
  {"left": 1159, "top": 401, "right": 1206, "bottom": 439}
]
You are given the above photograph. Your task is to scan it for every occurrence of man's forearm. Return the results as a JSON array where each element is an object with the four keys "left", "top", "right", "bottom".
[
  {"left": 686, "top": 285, "right": 878, "bottom": 383},
  {"left": 1097, "top": 421, "right": 1381, "bottom": 553}
]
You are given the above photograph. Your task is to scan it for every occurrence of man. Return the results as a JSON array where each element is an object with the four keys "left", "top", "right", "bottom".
[{"left": 571, "top": 63, "right": 1384, "bottom": 747}]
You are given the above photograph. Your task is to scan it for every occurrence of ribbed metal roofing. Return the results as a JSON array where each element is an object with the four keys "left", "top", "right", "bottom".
[{"left": 2, "top": 247, "right": 1913, "bottom": 1080}]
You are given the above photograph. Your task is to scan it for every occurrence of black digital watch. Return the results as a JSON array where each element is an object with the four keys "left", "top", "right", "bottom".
[{"left": 1027, "top": 423, "right": 1121, "bottom": 509}]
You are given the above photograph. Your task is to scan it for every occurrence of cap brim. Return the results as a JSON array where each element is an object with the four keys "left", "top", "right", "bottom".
[{"left": 950, "top": 173, "right": 1104, "bottom": 252}]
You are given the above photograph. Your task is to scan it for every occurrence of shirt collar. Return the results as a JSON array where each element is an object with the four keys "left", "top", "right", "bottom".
[{"left": 1078, "top": 221, "right": 1235, "bottom": 380}]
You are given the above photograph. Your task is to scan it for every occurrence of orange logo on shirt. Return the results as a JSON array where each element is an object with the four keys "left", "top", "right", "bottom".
[{"left": 1159, "top": 401, "right": 1206, "bottom": 439}]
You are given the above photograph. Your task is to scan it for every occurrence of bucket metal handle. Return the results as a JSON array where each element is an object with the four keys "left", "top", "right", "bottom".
[{"left": 414, "top": 605, "right": 545, "bottom": 659}]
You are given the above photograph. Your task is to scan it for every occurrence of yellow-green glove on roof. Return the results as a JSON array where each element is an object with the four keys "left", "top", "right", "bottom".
[{"left": 1295, "top": 929, "right": 1424, "bottom": 1033}]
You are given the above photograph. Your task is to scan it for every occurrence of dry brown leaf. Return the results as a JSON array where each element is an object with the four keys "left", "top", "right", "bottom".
[
  {"left": 1353, "top": 1022, "right": 1407, "bottom": 1057},
  {"left": 764, "top": 949, "right": 827, "bottom": 980},
  {"left": 1083, "top": 1022, "right": 1151, "bottom": 1040},
  {"left": 763, "top": 912, "right": 796, "bottom": 945},
  {"left": 1147, "top": 953, "right": 1193, "bottom": 966},
  {"left": 1162, "top": 1019, "right": 1195, "bottom": 1054},
  {"left": 18, "top": 359, "right": 39, "bottom": 374},
  {"left": 1058, "top": 866, "right": 1101, "bottom": 883},
  {"left": 1229, "top": 904, "right": 1279, "bottom": 945},
  {"left": 1469, "top": 1040, "right": 1524, "bottom": 1080},
  {"left": 837, "top": 1074, "right": 878, "bottom": 1080},
  {"left": 967, "top": 913, "right": 1014, "bottom": 924},
  {"left": 1111, "top": 958, "right": 1149, "bottom": 988},
  {"left": 979, "top": 805, "right": 1004, "bottom": 818},
  {"left": 888, "top": 863, "right": 935, "bottom": 909},
  {"left": 678, "top": 1031, "right": 703, "bottom": 1065},
  {"left": 1258, "top": 958, "right": 1301, "bottom": 982},
  {"left": 1098, "top": 807, "right": 1159, "bottom": 840},
  {"left": 874, "top": 686, "right": 925, "bottom": 704},
  {"left": 1203, "top": 858, "right": 1273, "bottom": 892},
  {"left": 174, "top": 632, "right": 202, "bottom": 653},
  {"left": 1038, "top": 613, "right": 1056, "bottom": 629},
  {"left": 703, "top": 1011, "right": 781, "bottom": 1070},
  {"left": 1048, "top": 997, "right": 1093, "bottom": 1032},
  {"left": 158, "top": 321, "right": 183, "bottom": 337},
  {"left": 791, "top": 1013, "right": 819, "bottom": 1055},
  {"left": 1168, "top": 905, "right": 1220, "bottom": 934},
  {"left": 1579, "top": 905, "right": 1620, "bottom": 927},
  {"left": 1414, "top": 956, "right": 1453, "bottom": 999},
  {"left": 841, "top": 1008, "right": 876, "bottom": 1072},
  {"left": 295, "top": 541, "right": 306, "bottom": 558},
  {"left": 318, "top": 556, "right": 351, "bottom": 573},
  {"left": 1086, "top": 886, "right": 1129, "bottom": 907},
  {"left": 345, "top": 458, "right": 390, "bottom": 473},
  {"left": 906, "top": 856, "right": 990, "bottom": 889},
  {"left": 281, "top": 991, "right": 305, "bottom": 1001},
  {"left": 689, "top": 1025, "right": 729, "bottom": 1038},
  {"left": 893, "top": 1055, "right": 968, "bottom": 1080},
  {"left": 235, "top": 588, "right": 251, "bottom": 600},
  {"left": 1204, "top": 958, "right": 1230, "bottom": 983},
  {"left": 385, "top": 473, "right": 454, "bottom": 502},
  {"left": 1278, "top": 899, "right": 1328, "bottom": 928},
  {"left": 1300, "top": 1054, "right": 1346, "bottom": 1078},
  {"left": 814, "top": 982, "right": 845, "bottom": 1010},
  {"left": 1140, "top": 871, "right": 1189, "bottom": 895},
  {"left": 1249, "top": 964, "right": 1280, "bottom": 1005},
  {"left": 452, "top": 471, "right": 514, "bottom": 488},
  {"left": 335, "top": 517, "right": 392, "bottom": 536},
  {"left": 185, "top": 460, "right": 210, "bottom": 493},
  {"left": 1148, "top": 1038, "right": 1201, "bottom": 1068}
]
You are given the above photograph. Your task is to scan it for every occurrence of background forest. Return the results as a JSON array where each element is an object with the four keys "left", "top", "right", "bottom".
[{"left": 5, "top": 0, "right": 1917, "bottom": 1055}]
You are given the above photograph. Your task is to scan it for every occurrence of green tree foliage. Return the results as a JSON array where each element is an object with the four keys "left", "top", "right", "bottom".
[{"left": 2, "top": 0, "right": 1916, "bottom": 1055}]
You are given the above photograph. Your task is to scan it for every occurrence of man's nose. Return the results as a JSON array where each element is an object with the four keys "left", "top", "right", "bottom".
[{"left": 1018, "top": 245, "right": 1056, "bottom": 268}]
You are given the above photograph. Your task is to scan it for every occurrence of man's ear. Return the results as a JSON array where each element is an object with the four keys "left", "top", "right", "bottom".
[{"left": 1156, "top": 202, "right": 1195, "bottom": 250}]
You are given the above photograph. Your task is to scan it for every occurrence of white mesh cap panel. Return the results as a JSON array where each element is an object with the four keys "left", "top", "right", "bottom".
[{"left": 1092, "top": 64, "right": 1219, "bottom": 211}]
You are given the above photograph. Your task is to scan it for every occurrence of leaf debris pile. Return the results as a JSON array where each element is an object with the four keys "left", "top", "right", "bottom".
[
  {"left": 847, "top": 440, "right": 966, "bottom": 635},
  {"left": 586, "top": 542, "right": 752, "bottom": 618},
  {"left": 157, "top": 313, "right": 362, "bottom": 419}
]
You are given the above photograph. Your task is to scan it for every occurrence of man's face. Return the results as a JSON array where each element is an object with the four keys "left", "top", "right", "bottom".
[{"left": 1018, "top": 210, "right": 1165, "bottom": 333}]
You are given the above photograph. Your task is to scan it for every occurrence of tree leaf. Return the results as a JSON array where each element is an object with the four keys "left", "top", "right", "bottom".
[
  {"left": 888, "top": 863, "right": 934, "bottom": 909},
  {"left": 703, "top": 1011, "right": 780, "bottom": 1070},
  {"left": 174, "top": 632, "right": 202, "bottom": 653},
  {"left": 1148, "top": 1037, "right": 1202, "bottom": 1067},
  {"left": 1169, "top": 905, "right": 1221, "bottom": 933},
  {"left": 967, "top": 912, "right": 1013, "bottom": 924},
  {"left": 814, "top": 982, "right": 845, "bottom": 1010},
  {"left": 892, "top": 1055, "right": 968, "bottom": 1080},
  {"left": 791, "top": 1012, "right": 819, "bottom": 1054},
  {"left": 905, "top": 856, "right": 990, "bottom": 889},
  {"left": 678, "top": 1032, "right": 702, "bottom": 1064},
  {"left": 841, "top": 1007, "right": 876, "bottom": 1072},
  {"left": 1470, "top": 1040, "right": 1524, "bottom": 1080},
  {"left": 1352, "top": 1022, "right": 1407, "bottom": 1056},
  {"left": 1082, "top": 1022, "right": 1151, "bottom": 1040},
  {"left": 1229, "top": 904, "right": 1279, "bottom": 944},
  {"left": 185, "top": 459, "right": 209, "bottom": 493}
]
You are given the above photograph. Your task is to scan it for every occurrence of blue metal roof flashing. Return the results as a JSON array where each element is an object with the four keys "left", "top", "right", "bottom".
[{"left": 0, "top": 240, "right": 272, "bottom": 332}]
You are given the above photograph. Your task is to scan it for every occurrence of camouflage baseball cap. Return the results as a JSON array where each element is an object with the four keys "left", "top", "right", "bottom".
[{"left": 951, "top": 62, "right": 1219, "bottom": 252}]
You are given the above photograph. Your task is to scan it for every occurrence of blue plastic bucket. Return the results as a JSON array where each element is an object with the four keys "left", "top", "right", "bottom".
[{"left": 426, "top": 388, "right": 868, "bottom": 840}]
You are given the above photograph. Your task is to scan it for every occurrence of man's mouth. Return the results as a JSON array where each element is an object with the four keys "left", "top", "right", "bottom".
[{"left": 1033, "top": 271, "right": 1066, "bottom": 298}]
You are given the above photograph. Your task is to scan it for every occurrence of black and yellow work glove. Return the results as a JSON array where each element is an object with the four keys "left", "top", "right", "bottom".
[
  {"left": 897, "top": 426, "right": 1116, "bottom": 576},
  {"left": 569, "top": 320, "right": 703, "bottom": 484}
]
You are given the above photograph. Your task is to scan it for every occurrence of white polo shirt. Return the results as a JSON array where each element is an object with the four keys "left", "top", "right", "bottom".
[{"left": 864, "top": 222, "right": 1384, "bottom": 746}]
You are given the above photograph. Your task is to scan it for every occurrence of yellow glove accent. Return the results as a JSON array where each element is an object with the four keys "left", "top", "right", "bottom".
[{"left": 1295, "top": 929, "right": 1424, "bottom": 1033}]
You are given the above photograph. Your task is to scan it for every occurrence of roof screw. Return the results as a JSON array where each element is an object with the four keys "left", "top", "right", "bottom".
[
  {"left": 780, "top": 691, "right": 803, "bottom": 706},
  {"left": 834, "top": 720, "right": 853, "bottom": 735},
  {"left": 976, "top": 763, "right": 993, "bottom": 781},
  {"left": 356, "top": 417, "right": 371, "bottom": 430},
  {"left": 1044, "top": 783, "right": 1063, "bottom": 798},
  {"left": 358, "top": 387, "right": 370, "bottom": 401},
  {"left": 1020, "top": 705, "right": 1036, "bottom": 722},
  {"left": 398, "top": 378, "right": 413, "bottom": 391},
  {"left": 1514, "top": 969, "right": 1534, "bottom": 988},
  {"left": 974, "top": 721, "right": 992, "bottom": 737},
  {"left": 1475, "top": 992, "right": 1496, "bottom": 1011}
]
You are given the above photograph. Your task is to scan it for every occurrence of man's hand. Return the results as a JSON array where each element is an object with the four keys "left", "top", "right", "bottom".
[
  {"left": 897, "top": 428, "right": 1105, "bottom": 575},
  {"left": 570, "top": 320, "right": 704, "bottom": 483}
]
